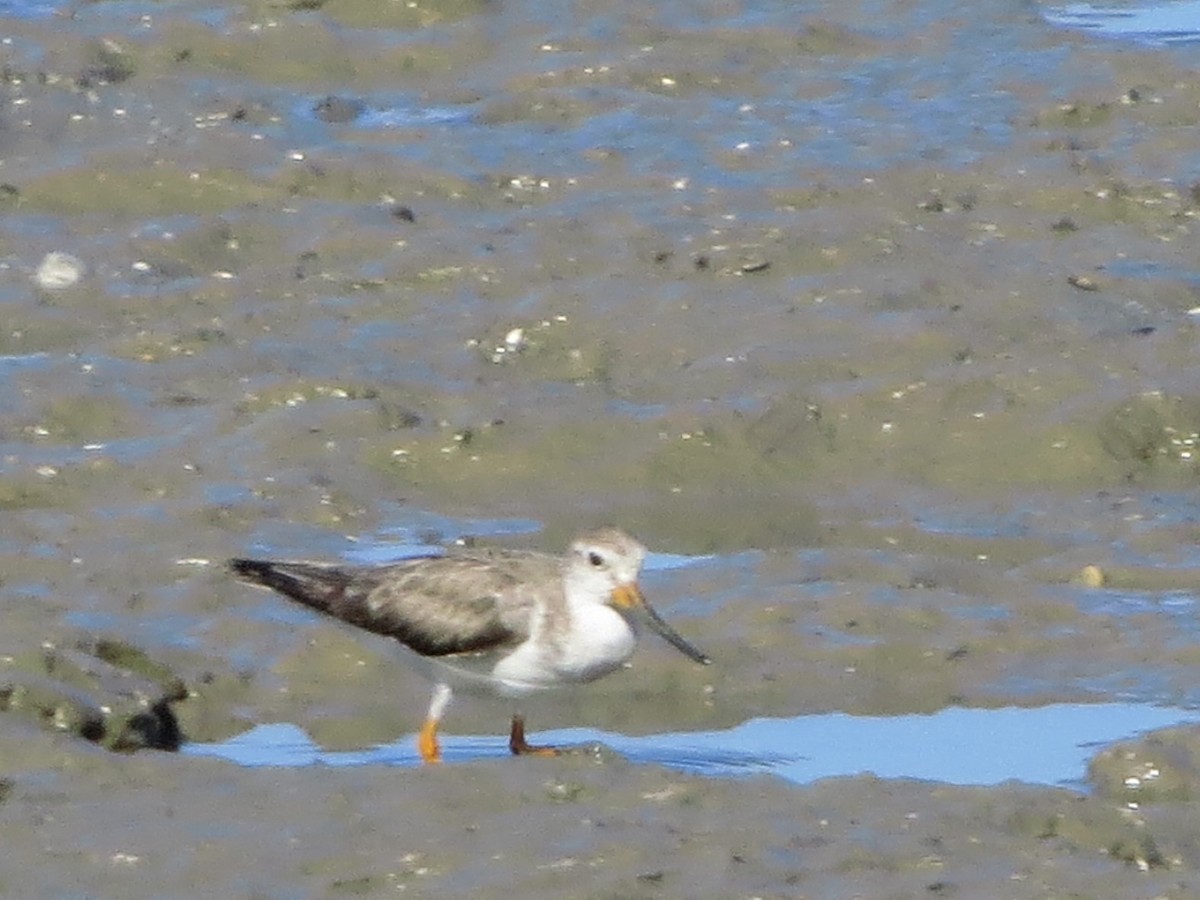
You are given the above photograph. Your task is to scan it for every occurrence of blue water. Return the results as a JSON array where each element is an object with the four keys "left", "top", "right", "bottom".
[
  {"left": 1046, "top": 1, "right": 1200, "bottom": 45},
  {"left": 184, "top": 702, "right": 1199, "bottom": 788}
]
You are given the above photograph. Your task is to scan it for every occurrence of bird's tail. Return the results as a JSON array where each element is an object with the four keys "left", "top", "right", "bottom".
[{"left": 228, "top": 558, "right": 352, "bottom": 615}]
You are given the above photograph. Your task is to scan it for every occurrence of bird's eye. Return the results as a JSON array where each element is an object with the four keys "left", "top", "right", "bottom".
[{"left": 588, "top": 551, "right": 604, "bottom": 567}]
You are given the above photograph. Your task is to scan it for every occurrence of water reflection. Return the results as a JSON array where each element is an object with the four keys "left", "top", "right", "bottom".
[
  {"left": 184, "top": 703, "right": 1200, "bottom": 788},
  {"left": 1047, "top": 1, "right": 1200, "bottom": 45}
]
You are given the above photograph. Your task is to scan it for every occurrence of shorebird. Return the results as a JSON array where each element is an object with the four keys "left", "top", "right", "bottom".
[{"left": 229, "top": 526, "right": 710, "bottom": 763}]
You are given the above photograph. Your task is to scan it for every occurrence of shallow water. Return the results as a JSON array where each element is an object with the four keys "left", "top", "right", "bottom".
[
  {"left": 1047, "top": 1, "right": 1200, "bottom": 45},
  {"left": 187, "top": 702, "right": 1200, "bottom": 788}
]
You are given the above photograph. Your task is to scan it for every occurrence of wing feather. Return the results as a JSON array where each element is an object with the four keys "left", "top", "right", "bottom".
[{"left": 230, "top": 547, "right": 561, "bottom": 657}]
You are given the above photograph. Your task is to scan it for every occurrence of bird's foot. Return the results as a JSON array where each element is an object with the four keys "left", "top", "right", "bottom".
[{"left": 509, "top": 714, "right": 560, "bottom": 757}]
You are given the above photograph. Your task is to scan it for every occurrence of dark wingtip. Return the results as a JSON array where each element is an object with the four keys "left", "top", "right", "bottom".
[
  {"left": 228, "top": 557, "right": 263, "bottom": 577},
  {"left": 228, "top": 558, "right": 283, "bottom": 586}
]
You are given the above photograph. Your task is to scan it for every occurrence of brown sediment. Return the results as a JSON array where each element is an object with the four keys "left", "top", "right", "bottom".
[{"left": 3, "top": 0, "right": 1200, "bottom": 895}]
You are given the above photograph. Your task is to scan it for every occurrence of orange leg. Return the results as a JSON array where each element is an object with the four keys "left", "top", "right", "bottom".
[
  {"left": 418, "top": 717, "right": 441, "bottom": 764},
  {"left": 418, "top": 683, "right": 452, "bottom": 764},
  {"left": 508, "top": 713, "right": 559, "bottom": 757}
]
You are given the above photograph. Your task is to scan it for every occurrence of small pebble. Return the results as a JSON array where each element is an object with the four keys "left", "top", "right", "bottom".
[{"left": 34, "top": 251, "right": 86, "bottom": 290}]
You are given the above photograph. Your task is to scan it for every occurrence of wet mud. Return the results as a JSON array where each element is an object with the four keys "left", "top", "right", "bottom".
[{"left": 4, "top": 0, "right": 1200, "bottom": 895}]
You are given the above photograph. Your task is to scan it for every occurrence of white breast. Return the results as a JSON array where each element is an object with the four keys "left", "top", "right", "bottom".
[
  {"left": 555, "top": 604, "right": 637, "bottom": 680},
  {"left": 492, "top": 605, "right": 636, "bottom": 693}
]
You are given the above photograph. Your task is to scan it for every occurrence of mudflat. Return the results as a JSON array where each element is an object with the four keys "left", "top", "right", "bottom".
[{"left": 3, "top": 0, "right": 1200, "bottom": 895}]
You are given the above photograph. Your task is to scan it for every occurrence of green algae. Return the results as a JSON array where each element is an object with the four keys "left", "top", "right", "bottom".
[
  {"left": 18, "top": 163, "right": 270, "bottom": 217},
  {"left": 6, "top": 152, "right": 487, "bottom": 221},
  {"left": 112, "top": 326, "right": 234, "bottom": 364},
  {"left": 88, "top": 638, "right": 180, "bottom": 687},
  {"left": 474, "top": 319, "right": 618, "bottom": 384},
  {"left": 78, "top": 38, "right": 137, "bottom": 86},
  {"left": 0, "top": 317, "right": 91, "bottom": 356},
  {"left": 231, "top": 380, "right": 418, "bottom": 417},
  {"left": 131, "top": 218, "right": 284, "bottom": 279},
  {"left": 0, "top": 475, "right": 59, "bottom": 511},
  {"left": 277, "top": 159, "right": 485, "bottom": 206},
  {"left": 154, "top": 19, "right": 465, "bottom": 87},
  {"left": 0, "top": 460, "right": 132, "bottom": 512},
  {"left": 308, "top": 0, "right": 491, "bottom": 30},
  {"left": 25, "top": 395, "right": 142, "bottom": 444},
  {"left": 1000, "top": 792, "right": 1178, "bottom": 869},
  {"left": 1097, "top": 392, "right": 1200, "bottom": 475},
  {"left": 1090, "top": 726, "right": 1200, "bottom": 805},
  {"left": 1035, "top": 100, "right": 1117, "bottom": 129}
]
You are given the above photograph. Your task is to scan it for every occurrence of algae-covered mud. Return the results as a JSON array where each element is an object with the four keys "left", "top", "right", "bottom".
[{"left": 4, "top": 0, "right": 1200, "bottom": 894}]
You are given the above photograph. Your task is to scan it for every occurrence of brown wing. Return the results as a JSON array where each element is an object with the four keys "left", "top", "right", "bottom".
[{"left": 230, "top": 548, "right": 559, "bottom": 657}]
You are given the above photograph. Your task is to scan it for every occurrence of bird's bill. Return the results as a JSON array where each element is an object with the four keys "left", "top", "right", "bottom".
[{"left": 612, "top": 583, "right": 711, "bottom": 666}]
